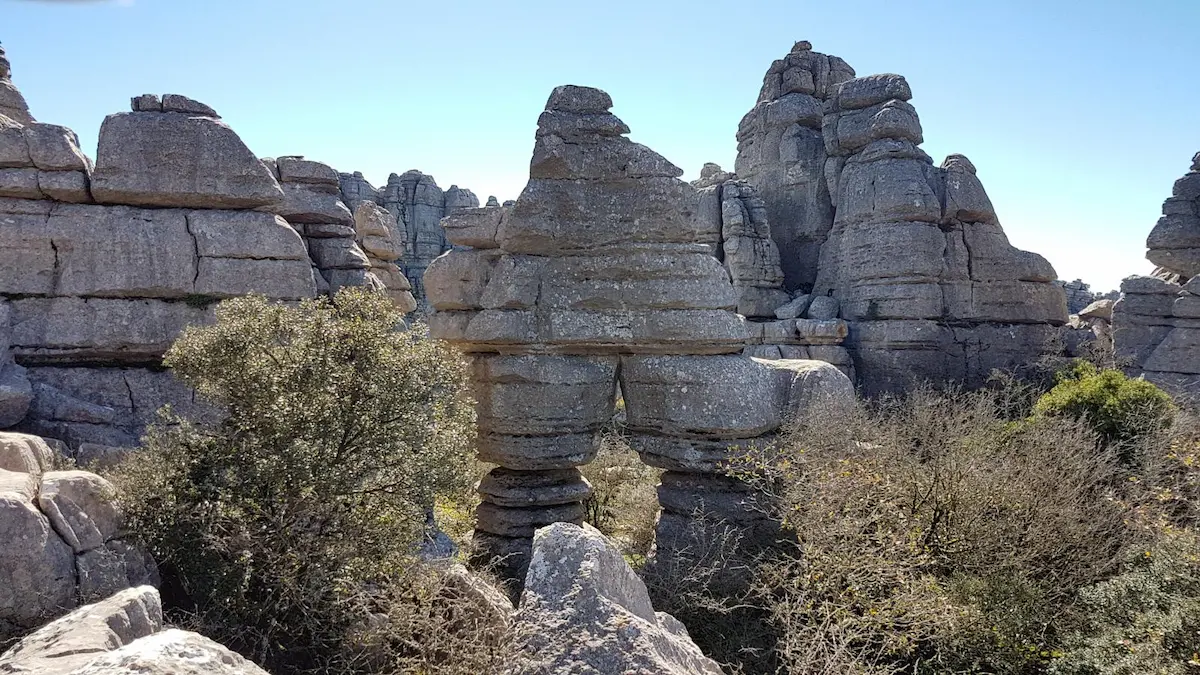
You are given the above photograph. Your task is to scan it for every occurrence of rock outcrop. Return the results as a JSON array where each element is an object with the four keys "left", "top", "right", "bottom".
[
  {"left": 0, "top": 89, "right": 319, "bottom": 448},
  {"left": 339, "top": 169, "right": 480, "bottom": 306},
  {"left": 739, "top": 42, "right": 1068, "bottom": 394},
  {"left": 0, "top": 432, "right": 155, "bottom": 639},
  {"left": 0, "top": 586, "right": 268, "bottom": 675},
  {"left": 735, "top": 41, "right": 854, "bottom": 291},
  {"left": 512, "top": 522, "right": 723, "bottom": 675},
  {"left": 1147, "top": 153, "right": 1200, "bottom": 278},
  {"left": 354, "top": 201, "right": 418, "bottom": 312},
  {"left": 426, "top": 84, "right": 854, "bottom": 582},
  {"left": 0, "top": 45, "right": 32, "bottom": 124},
  {"left": 0, "top": 47, "right": 429, "bottom": 446},
  {"left": 1113, "top": 157, "right": 1200, "bottom": 399}
]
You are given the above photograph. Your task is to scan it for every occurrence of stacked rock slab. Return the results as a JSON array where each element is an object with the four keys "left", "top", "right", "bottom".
[
  {"left": 426, "top": 85, "right": 854, "bottom": 583},
  {"left": 691, "top": 169, "right": 855, "bottom": 378},
  {"left": 263, "top": 155, "right": 373, "bottom": 296},
  {"left": 0, "top": 432, "right": 156, "bottom": 638},
  {"left": 734, "top": 41, "right": 855, "bottom": 292},
  {"left": 0, "top": 91, "right": 318, "bottom": 449},
  {"left": 813, "top": 74, "right": 1067, "bottom": 393},
  {"left": 337, "top": 170, "right": 480, "bottom": 306},
  {"left": 353, "top": 201, "right": 418, "bottom": 312},
  {"left": 0, "top": 45, "right": 33, "bottom": 124},
  {"left": 737, "top": 43, "right": 1068, "bottom": 394},
  {"left": 1112, "top": 154, "right": 1200, "bottom": 399}
]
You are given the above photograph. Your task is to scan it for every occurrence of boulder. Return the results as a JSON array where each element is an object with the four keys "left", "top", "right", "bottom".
[
  {"left": 0, "top": 586, "right": 162, "bottom": 675},
  {"left": 90, "top": 103, "right": 283, "bottom": 209},
  {"left": 512, "top": 522, "right": 722, "bottom": 675}
]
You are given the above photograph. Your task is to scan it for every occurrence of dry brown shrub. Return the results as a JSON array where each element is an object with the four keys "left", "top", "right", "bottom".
[{"left": 734, "top": 387, "right": 1146, "bottom": 674}]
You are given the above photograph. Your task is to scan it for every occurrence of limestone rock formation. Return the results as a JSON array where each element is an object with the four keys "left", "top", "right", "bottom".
[
  {"left": 338, "top": 169, "right": 480, "bottom": 305},
  {"left": 0, "top": 45, "right": 33, "bottom": 124},
  {"left": 0, "top": 432, "right": 156, "bottom": 639},
  {"left": 91, "top": 96, "right": 284, "bottom": 209},
  {"left": 738, "top": 43, "right": 1067, "bottom": 394},
  {"left": 1112, "top": 157, "right": 1200, "bottom": 399},
  {"left": 735, "top": 41, "right": 855, "bottom": 291},
  {"left": 0, "top": 586, "right": 268, "bottom": 675},
  {"left": 1147, "top": 152, "right": 1200, "bottom": 277},
  {"left": 0, "top": 65, "right": 326, "bottom": 447},
  {"left": 427, "top": 84, "right": 854, "bottom": 583},
  {"left": 511, "top": 522, "right": 723, "bottom": 675},
  {"left": 354, "top": 201, "right": 418, "bottom": 312}
]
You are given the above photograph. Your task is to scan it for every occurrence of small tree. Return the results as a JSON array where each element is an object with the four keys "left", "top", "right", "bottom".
[{"left": 112, "top": 289, "right": 479, "bottom": 673}]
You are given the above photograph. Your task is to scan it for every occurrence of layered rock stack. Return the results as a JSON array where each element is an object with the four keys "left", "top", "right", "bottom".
[
  {"left": 354, "top": 201, "right": 418, "bottom": 312},
  {"left": 426, "top": 85, "right": 853, "bottom": 582},
  {"left": 335, "top": 169, "right": 480, "bottom": 306},
  {"left": 0, "top": 432, "right": 156, "bottom": 638},
  {"left": 735, "top": 41, "right": 855, "bottom": 291},
  {"left": 264, "top": 155, "right": 361, "bottom": 296},
  {"left": 1112, "top": 153, "right": 1200, "bottom": 399},
  {"left": 0, "top": 83, "right": 337, "bottom": 450},
  {"left": 0, "top": 45, "right": 32, "bottom": 124},
  {"left": 736, "top": 42, "right": 1068, "bottom": 394}
]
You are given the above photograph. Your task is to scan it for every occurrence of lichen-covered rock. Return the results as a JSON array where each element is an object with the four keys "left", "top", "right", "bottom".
[
  {"left": 0, "top": 586, "right": 266, "bottom": 675},
  {"left": 0, "top": 45, "right": 33, "bottom": 125},
  {"left": 0, "top": 586, "right": 161, "bottom": 674},
  {"left": 512, "top": 523, "right": 723, "bottom": 675},
  {"left": 430, "top": 85, "right": 853, "bottom": 585},
  {"left": 90, "top": 98, "right": 283, "bottom": 209},
  {"left": 0, "top": 432, "right": 156, "bottom": 637}
]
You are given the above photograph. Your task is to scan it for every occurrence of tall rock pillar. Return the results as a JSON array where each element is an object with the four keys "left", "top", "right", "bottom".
[{"left": 426, "top": 85, "right": 853, "bottom": 582}]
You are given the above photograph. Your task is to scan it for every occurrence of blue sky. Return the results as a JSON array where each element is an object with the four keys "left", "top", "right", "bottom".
[{"left": 6, "top": 0, "right": 1199, "bottom": 292}]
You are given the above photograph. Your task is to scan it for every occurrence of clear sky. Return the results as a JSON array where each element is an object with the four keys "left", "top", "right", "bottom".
[{"left": 6, "top": 0, "right": 1199, "bottom": 292}]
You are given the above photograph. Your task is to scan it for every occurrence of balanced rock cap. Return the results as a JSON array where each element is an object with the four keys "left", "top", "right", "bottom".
[{"left": 545, "top": 85, "right": 613, "bottom": 114}]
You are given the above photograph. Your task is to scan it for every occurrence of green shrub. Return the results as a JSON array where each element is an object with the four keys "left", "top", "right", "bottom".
[
  {"left": 581, "top": 430, "right": 660, "bottom": 562},
  {"left": 1034, "top": 362, "right": 1176, "bottom": 451},
  {"left": 109, "top": 289, "right": 498, "bottom": 674},
  {"left": 1050, "top": 530, "right": 1200, "bottom": 675}
]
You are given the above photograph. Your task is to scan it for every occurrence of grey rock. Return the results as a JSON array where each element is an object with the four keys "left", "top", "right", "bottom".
[
  {"left": 68, "top": 629, "right": 271, "bottom": 675},
  {"left": 91, "top": 110, "right": 283, "bottom": 209},
  {"left": 37, "top": 470, "right": 121, "bottom": 554},
  {"left": 0, "top": 586, "right": 162, "bottom": 675},
  {"left": 774, "top": 293, "right": 811, "bottom": 320},
  {"left": 160, "top": 94, "right": 218, "bottom": 117},
  {"left": 512, "top": 522, "right": 723, "bottom": 675},
  {"left": 806, "top": 294, "right": 840, "bottom": 319}
]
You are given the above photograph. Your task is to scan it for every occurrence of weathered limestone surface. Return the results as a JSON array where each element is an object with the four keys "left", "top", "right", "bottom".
[
  {"left": 736, "top": 43, "right": 1067, "bottom": 394},
  {"left": 512, "top": 523, "right": 723, "bottom": 675},
  {"left": 735, "top": 41, "right": 855, "bottom": 291},
  {"left": 91, "top": 99, "right": 283, "bottom": 209},
  {"left": 0, "top": 46, "right": 33, "bottom": 125},
  {"left": 0, "top": 432, "right": 156, "bottom": 639},
  {"left": 338, "top": 169, "right": 480, "bottom": 305},
  {"left": 354, "top": 201, "right": 418, "bottom": 312},
  {"left": 427, "top": 85, "right": 853, "bottom": 583},
  {"left": 1112, "top": 156, "right": 1200, "bottom": 399},
  {"left": 0, "top": 63, "right": 331, "bottom": 447},
  {"left": 0, "top": 586, "right": 268, "bottom": 675}
]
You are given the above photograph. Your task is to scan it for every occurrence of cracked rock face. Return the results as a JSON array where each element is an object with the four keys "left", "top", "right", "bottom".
[
  {"left": 1113, "top": 154, "right": 1200, "bottom": 400},
  {"left": 0, "top": 47, "right": 430, "bottom": 448},
  {"left": 427, "top": 84, "right": 854, "bottom": 584},
  {"left": 738, "top": 43, "right": 1068, "bottom": 394},
  {"left": 512, "top": 523, "right": 724, "bottom": 675},
  {"left": 0, "top": 432, "right": 157, "bottom": 640}
]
